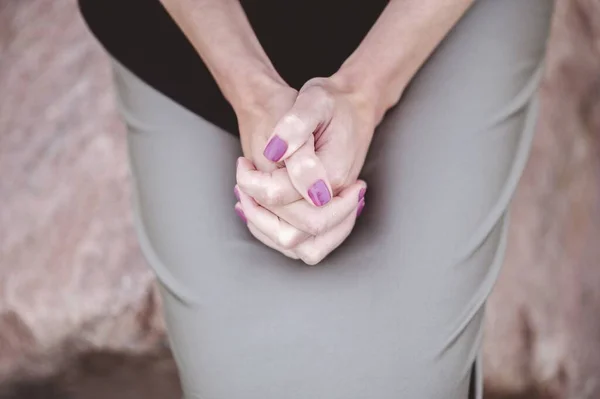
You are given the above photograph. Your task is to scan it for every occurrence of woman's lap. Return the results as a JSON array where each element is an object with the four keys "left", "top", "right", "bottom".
[{"left": 112, "top": 1, "right": 553, "bottom": 397}]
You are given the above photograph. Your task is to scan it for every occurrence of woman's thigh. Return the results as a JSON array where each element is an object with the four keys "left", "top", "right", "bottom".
[{"left": 113, "top": 1, "right": 553, "bottom": 398}]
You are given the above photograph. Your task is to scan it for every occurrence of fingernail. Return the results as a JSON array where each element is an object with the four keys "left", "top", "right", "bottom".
[
  {"left": 308, "top": 179, "right": 331, "bottom": 207},
  {"left": 357, "top": 199, "right": 365, "bottom": 217},
  {"left": 359, "top": 187, "right": 366, "bottom": 202},
  {"left": 263, "top": 135, "right": 288, "bottom": 162},
  {"left": 235, "top": 208, "right": 247, "bottom": 223},
  {"left": 234, "top": 186, "right": 240, "bottom": 201}
]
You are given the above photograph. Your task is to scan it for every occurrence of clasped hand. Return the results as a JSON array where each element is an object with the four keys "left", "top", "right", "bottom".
[{"left": 234, "top": 77, "right": 376, "bottom": 265}]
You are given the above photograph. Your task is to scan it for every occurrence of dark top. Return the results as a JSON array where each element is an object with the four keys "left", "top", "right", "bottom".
[{"left": 78, "top": 0, "right": 388, "bottom": 135}]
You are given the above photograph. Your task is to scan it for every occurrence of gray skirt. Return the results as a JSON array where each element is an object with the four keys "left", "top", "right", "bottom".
[{"left": 111, "top": 1, "right": 553, "bottom": 397}]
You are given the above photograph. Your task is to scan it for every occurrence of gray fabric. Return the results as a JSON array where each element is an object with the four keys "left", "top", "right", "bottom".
[{"left": 111, "top": 0, "right": 553, "bottom": 397}]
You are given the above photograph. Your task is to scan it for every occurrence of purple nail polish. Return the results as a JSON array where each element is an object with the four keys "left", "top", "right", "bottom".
[
  {"left": 357, "top": 199, "right": 365, "bottom": 217},
  {"left": 263, "top": 135, "right": 288, "bottom": 162},
  {"left": 308, "top": 179, "right": 331, "bottom": 207},
  {"left": 359, "top": 187, "right": 366, "bottom": 202},
  {"left": 234, "top": 186, "right": 240, "bottom": 201},
  {"left": 235, "top": 208, "right": 247, "bottom": 223}
]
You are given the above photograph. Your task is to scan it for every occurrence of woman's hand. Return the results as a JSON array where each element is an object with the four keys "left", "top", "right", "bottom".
[
  {"left": 242, "top": 76, "right": 378, "bottom": 204},
  {"left": 233, "top": 78, "right": 369, "bottom": 265},
  {"left": 235, "top": 76, "right": 377, "bottom": 265},
  {"left": 235, "top": 80, "right": 337, "bottom": 206},
  {"left": 235, "top": 158, "right": 366, "bottom": 265},
  {"left": 234, "top": 82, "right": 297, "bottom": 173}
]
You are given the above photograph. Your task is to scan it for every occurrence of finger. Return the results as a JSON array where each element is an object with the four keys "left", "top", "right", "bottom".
[
  {"left": 235, "top": 189, "right": 311, "bottom": 250},
  {"left": 246, "top": 220, "right": 299, "bottom": 260},
  {"left": 295, "top": 200, "right": 365, "bottom": 266},
  {"left": 284, "top": 136, "right": 333, "bottom": 207},
  {"left": 268, "top": 180, "right": 367, "bottom": 236},
  {"left": 236, "top": 157, "right": 302, "bottom": 206},
  {"left": 262, "top": 88, "right": 332, "bottom": 163}
]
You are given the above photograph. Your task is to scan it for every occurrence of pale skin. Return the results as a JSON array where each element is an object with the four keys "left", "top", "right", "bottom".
[{"left": 160, "top": 0, "right": 475, "bottom": 265}]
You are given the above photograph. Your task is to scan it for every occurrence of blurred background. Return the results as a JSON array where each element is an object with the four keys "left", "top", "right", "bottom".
[{"left": 0, "top": 0, "right": 599, "bottom": 398}]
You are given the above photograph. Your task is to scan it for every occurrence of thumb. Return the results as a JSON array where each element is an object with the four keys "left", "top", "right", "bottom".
[
  {"left": 262, "top": 89, "right": 332, "bottom": 163},
  {"left": 284, "top": 136, "right": 333, "bottom": 207}
]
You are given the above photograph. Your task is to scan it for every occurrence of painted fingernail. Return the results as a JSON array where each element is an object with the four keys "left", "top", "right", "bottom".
[
  {"left": 235, "top": 208, "right": 247, "bottom": 223},
  {"left": 359, "top": 187, "right": 367, "bottom": 202},
  {"left": 234, "top": 186, "right": 240, "bottom": 201},
  {"left": 308, "top": 179, "right": 331, "bottom": 207},
  {"left": 263, "top": 135, "right": 288, "bottom": 162},
  {"left": 357, "top": 199, "right": 365, "bottom": 217}
]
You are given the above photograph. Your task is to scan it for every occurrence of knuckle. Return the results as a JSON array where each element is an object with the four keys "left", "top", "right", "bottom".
[
  {"left": 276, "top": 226, "right": 299, "bottom": 250},
  {"left": 282, "top": 113, "right": 305, "bottom": 130},
  {"left": 261, "top": 185, "right": 284, "bottom": 205},
  {"left": 288, "top": 156, "right": 318, "bottom": 179},
  {"left": 303, "top": 254, "right": 323, "bottom": 266},
  {"left": 298, "top": 247, "right": 323, "bottom": 266},
  {"left": 303, "top": 218, "right": 325, "bottom": 236},
  {"left": 316, "top": 91, "right": 334, "bottom": 108},
  {"left": 236, "top": 173, "right": 256, "bottom": 192},
  {"left": 304, "top": 84, "right": 333, "bottom": 107},
  {"left": 328, "top": 170, "right": 347, "bottom": 190}
]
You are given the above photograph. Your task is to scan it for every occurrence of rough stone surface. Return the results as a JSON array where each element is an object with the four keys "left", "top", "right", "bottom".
[
  {"left": 484, "top": 0, "right": 600, "bottom": 397},
  {"left": 0, "top": 0, "right": 165, "bottom": 380},
  {"left": 0, "top": 0, "right": 598, "bottom": 398}
]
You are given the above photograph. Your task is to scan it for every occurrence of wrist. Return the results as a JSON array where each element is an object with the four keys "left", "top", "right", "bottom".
[
  {"left": 331, "top": 58, "right": 410, "bottom": 125},
  {"left": 329, "top": 70, "right": 393, "bottom": 126},
  {"left": 222, "top": 66, "right": 290, "bottom": 114}
]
